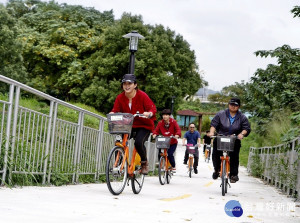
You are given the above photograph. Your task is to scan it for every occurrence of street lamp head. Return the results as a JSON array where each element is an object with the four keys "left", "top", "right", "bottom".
[{"left": 123, "top": 31, "right": 145, "bottom": 52}]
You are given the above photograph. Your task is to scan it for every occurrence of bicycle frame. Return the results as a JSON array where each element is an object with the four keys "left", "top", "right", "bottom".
[
  {"left": 186, "top": 145, "right": 196, "bottom": 178},
  {"left": 211, "top": 134, "right": 236, "bottom": 196},
  {"left": 188, "top": 153, "right": 194, "bottom": 177},
  {"left": 158, "top": 147, "right": 172, "bottom": 185},
  {"left": 106, "top": 112, "right": 146, "bottom": 195},
  {"left": 219, "top": 151, "right": 230, "bottom": 178},
  {"left": 115, "top": 134, "right": 139, "bottom": 177},
  {"left": 156, "top": 136, "right": 173, "bottom": 185},
  {"left": 160, "top": 148, "right": 169, "bottom": 170}
]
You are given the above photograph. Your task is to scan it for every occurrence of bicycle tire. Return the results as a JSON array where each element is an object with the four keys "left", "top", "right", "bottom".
[
  {"left": 166, "top": 163, "right": 171, "bottom": 184},
  {"left": 131, "top": 167, "right": 145, "bottom": 194},
  {"left": 158, "top": 156, "right": 166, "bottom": 185},
  {"left": 188, "top": 157, "right": 193, "bottom": 178},
  {"left": 166, "top": 170, "right": 171, "bottom": 184},
  {"left": 221, "top": 160, "right": 226, "bottom": 196},
  {"left": 225, "top": 178, "right": 228, "bottom": 193},
  {"left": 106, "top": 146, "right": 128, "bottom": 195},
  {"left": 207, "top": 151, "right": 210, "bottom": 163}
]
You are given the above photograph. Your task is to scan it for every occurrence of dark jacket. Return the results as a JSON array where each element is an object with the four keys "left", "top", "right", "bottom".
[{"left": 210, "top": 109, "right": 251, "bottom": 137}]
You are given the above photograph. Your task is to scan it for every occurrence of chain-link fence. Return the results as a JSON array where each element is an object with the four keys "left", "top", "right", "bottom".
[{"left": 247, "top": 137, "right": 300, "bottom": 199}]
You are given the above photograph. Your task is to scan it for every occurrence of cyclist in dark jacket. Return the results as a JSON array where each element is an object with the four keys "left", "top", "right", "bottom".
[{"left": 207, "top": 98, "right": 251, "bottom": 183}]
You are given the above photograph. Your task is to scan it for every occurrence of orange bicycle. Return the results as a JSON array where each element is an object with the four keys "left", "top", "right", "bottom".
[
  {"left": 204, "top": 144, "right": 211, "bottom": 163},
  {"left": 186, "top": 144, "right": 197, "bottom": 178},
  {"left": 155, "top": 136, "right": 175, "bottom": 185},
  {"left": 105, "top": 112, "right": 146, "bottom": 195},
  {"left": 213, "top": 135, "right": 236, "bottom": 196}
]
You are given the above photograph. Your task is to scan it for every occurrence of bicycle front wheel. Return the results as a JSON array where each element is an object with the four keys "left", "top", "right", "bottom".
[
  {"left": 166, "top": 169, "right": 171, "bottom": 184},
  {"left": 106, "top": 146, "right": 128, "bottom": 195},
  {"left": 188, "top": 157, "right": 193, "bottom": 178},
  {"left": 221, "top": 160, "right": 226, "bottom": 196},
  {"left": 131, "top": 167, "right": 145, "bottom": 194},
  {"left": 158, "top": 156, "right": 167, "bottom": 185}
]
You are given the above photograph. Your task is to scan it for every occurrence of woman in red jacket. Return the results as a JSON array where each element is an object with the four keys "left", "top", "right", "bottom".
[
  {"left": 110, "top": 74, "right": 157, "bottom": 175},
  {"left": 152, "top": 109, "right": 181, "bottom": 171}
]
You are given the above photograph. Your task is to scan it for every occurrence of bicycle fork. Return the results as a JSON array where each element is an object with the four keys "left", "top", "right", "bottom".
[
  {"left": 219, "top": 154, "right": 231, "bottom": 188},
  {"left": 188, "top": 154, "right": 194, "bottom": 170}
]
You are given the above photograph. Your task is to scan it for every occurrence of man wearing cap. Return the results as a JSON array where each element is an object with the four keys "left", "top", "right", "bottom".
[
  {"left": 110, "top": 74, "right": 157, "bottom": 175},
  {"left": 153, "top": 109, "right": 181, "bottom": 172},
  {"left": 207, "top": 97, "right": 251, "bottom": 183}
]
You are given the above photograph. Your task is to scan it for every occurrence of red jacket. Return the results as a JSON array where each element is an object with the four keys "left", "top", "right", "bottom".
[
  {"left": 153, "top": 118, "right": 181, "bottom": 145},
  {"left": 111, "top": 90, "right": 157, "bottom": 131}
]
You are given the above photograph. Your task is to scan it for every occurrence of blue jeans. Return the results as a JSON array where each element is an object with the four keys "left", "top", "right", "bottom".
[
  {"left": 167, "top": 144, "right": 177, "bottom": 168},
  {"left": 158, "top": 143, "right": 177, "bottom": 168}
]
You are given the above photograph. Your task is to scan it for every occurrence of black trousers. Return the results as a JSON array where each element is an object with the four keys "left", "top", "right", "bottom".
[
  {"left": 184, "top": 148, "right": 199, "bottom": 168},
  {"left": 212, "top": 139, "right": 241, "bottom": 176},
  {"left": 131, "top": 128, "right": 150, "bottom": 162}
]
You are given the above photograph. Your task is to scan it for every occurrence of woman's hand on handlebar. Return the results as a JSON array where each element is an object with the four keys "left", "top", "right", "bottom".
[
  {"left": 152, "top": 134, "right": 157, "bottom": 139},
  {"left": 143, "top": 111, "right": 153, "bottom": 118}
]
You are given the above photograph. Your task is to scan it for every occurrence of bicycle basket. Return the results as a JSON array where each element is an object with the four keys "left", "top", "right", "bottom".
[
  {"left": 187, "top": 144, "right": 197, "bottom": 154},
  {"left": 216, "top": 135, "right": 236, "bottom": 151},
  {"left": 107, "top": 113, "right": 134, "bottom": 134},
  {"left": 155, "top": 136, "right": 171, "bottom": 149}
]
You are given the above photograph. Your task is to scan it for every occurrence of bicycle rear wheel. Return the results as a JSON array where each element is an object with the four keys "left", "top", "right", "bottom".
[
  {"left": 221, "top": 160, "right": 226, "bottom": 196},
  {"left": 158, "top": 156, "right": 167, "bottom": 185},
  {"left": 106, "top": 146, "right": 128, "bottom": 195},
  {"left": 131, "top": 166, "right": 145, "bottom": 194}
]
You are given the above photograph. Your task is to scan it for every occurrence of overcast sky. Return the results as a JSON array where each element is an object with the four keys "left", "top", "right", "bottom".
[{"left": 1, "top": 0, "right": 299, "bottom": 91}]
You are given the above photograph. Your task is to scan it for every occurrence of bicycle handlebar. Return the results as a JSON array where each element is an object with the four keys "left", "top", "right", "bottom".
[
  {"left": 210, "top": 134, "right": 236, "bottom": 138},
  {"left": 154, "top": 135, "right": 178, "bottom": 139},
  {"left": 133, "top": 113, "right": 146, "bottom": 118}
]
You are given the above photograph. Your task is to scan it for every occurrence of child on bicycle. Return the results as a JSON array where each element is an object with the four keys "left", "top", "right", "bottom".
[
  {"left": 110, "top": 74, "right": 157, "bottom": 175},
  {"left": 152, "top": 109, "right": 181, "bottom": 172},
  {"left": 182, "top": 123, "right": 201, "bottom": 174}
]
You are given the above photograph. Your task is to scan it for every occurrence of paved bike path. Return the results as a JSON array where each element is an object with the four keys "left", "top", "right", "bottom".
[{"left": 0, "top": 141, "right": 299, "bottom": 223}]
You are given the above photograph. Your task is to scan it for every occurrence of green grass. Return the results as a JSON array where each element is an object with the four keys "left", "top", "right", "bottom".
[{"left": 239, "top": 110, "right": 298, "bottom": 167}]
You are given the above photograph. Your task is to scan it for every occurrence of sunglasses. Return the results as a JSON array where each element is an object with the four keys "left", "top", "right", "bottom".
[
  {"left": 190, "top": 127, "right": 195, "bottom": 128},
  {"left": 229, "top": 103, "right": 239, "bottom": 107}
]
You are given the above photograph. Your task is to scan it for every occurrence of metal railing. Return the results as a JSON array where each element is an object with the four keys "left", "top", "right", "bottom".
[
  {"left": 247, "top": 137, "right": 300, "bottom": 199},
  {"left": 0, "top": 75, "right": 157, "bottom": 185}
]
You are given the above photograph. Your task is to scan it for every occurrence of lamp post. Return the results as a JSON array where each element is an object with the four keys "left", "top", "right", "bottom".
[
  {"left": 171, "top": 96, "right": 176, "bottom": 116},
  {"left": 123, "top": 31, "right": 145, "bottom": 74}
]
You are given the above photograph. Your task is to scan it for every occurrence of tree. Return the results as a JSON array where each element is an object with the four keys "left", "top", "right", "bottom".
[
  {"left": 4, "top": 1, "right": 204, "bottom": 114},
  {"left": 207, "top": 81, "right": 247, "bottom": 105},
  {"left": 245, "top": 45, "right": 300, "bottom": 118},
  {"left": 0, "top": 3, "right": 27, "bottom": 84}
]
